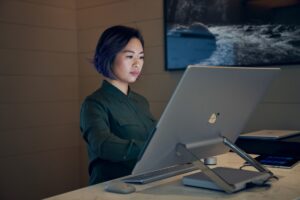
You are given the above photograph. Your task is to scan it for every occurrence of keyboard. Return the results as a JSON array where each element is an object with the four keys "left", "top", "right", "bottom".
[{"left": 122, "top": 163, "right": 198, "bottom": 184}]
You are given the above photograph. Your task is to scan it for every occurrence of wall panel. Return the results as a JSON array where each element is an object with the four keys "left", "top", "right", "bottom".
[
  {"left": 77, "top": 0, "right": 122, "bottom": 9},
  {"left": 0, "top": 124, "right": 79, "bottom": 157},
  {"left": 0, "top": 148, "right": 79, "bottom": 200},
  {"left": 143, "top": 46, "right": 165, "bottom": 74},
  {"left": 0, "top": 23, "right": 77, "bottom": 52},
  {"left": 0, "top": 76, "right": 78, "bottom": 103},
  {"left": 0, "top": 0, "right": 76, "bottom": 29},
  {"left": 78, "top": 52, "right": 96, "bottom": 76},
  {"left": 245, "top": 103, "right": 300, "bottom": 132},
  {"left": 12, "top": 0, "right": 76, "bottom": 9},
  {"left": 136, "top": 19, "right": 164, "bottom": 47},
  {"left": 0, "top": 1, "right": 79, "bottom": 198},
  {"left": 263, "top": 67, "right": 300, "bottom": 103},
  {"left": 77, "top": 1, "right": 135, "bottom": 29},
  {"left": 0, "top": 101, "right": 79, "bottom": 130},
  {"left": 0, "top": 49, "right": 78, "bottom": 76}
]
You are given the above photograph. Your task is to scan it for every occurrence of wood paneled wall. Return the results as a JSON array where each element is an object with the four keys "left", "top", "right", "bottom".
[{"left": 0, "top": 0, "right": 79, "bottom": 199}]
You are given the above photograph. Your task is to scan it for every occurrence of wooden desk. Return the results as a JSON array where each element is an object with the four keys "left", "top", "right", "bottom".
[{"left": 45, "top": 153, "right": 300, "bottom": 200}]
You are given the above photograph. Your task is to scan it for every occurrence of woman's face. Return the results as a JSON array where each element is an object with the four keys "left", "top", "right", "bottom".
[{"left": 112, "top": 38, "right": 144, "bottom": 84}]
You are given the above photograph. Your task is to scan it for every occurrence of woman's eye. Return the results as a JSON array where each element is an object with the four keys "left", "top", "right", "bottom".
[{"left": 126, "top": 55, "right": 133, "bottom": 59}]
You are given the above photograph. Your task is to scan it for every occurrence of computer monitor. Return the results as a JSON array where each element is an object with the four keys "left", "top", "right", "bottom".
[{"left": 133, "top": 65, "right": 280, "bottom": 175}]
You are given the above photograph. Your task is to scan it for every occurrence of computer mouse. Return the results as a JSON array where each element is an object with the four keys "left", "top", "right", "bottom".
[
  {"left": 104, "top": 180, "right": 136, "bottom": 194},
  {"left": 204, "top": 157, "right": 217, "bottom": 165}
]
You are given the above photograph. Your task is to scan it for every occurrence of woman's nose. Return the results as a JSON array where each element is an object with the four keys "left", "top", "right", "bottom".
[{"left": 133, "top": 58, "right": 142, "bottom": 68}]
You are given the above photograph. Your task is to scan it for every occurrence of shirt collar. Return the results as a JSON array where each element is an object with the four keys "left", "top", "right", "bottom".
[{"left": 101, "top": 80, "right": 132, "bottom": 98}]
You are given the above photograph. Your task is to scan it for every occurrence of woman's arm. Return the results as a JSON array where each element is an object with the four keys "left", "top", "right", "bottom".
[{"left": 80, "top": 100, "right": 143, "bottom": 162}]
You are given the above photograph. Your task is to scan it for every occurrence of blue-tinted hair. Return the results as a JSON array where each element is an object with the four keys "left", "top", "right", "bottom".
[{"left": 93, "top": 25, "right": 144, "bottom": 78}]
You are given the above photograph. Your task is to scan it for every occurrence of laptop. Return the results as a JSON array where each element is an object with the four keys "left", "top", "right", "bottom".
[
  {"left": 239, "top": 130, "right": 300, "bottom": 140},
  {"left": 131, "top": 65, "right": 280, "bottom": 192}
]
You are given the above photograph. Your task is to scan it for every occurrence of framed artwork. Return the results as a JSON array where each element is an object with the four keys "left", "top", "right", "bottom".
[{"left": 164, "top": 0, "right": 300, "bottom": 70}]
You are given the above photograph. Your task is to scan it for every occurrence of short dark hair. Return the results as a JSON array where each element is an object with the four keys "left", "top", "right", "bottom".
[{"left": 93, "top": 25, "right": 144, "bottom": 78}]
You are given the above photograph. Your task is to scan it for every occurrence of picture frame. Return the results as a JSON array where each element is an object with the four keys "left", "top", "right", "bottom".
[{"left": 164, "top": 0, "right": 300, "bottom": 70}]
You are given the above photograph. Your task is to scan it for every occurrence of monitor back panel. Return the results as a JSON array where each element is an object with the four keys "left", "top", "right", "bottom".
[{"left": 133, "top": 66, "right": 280, "bottom": 175}]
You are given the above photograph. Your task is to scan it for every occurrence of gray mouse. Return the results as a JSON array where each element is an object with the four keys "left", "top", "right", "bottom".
[
  {"left": 204, "top": 157, "right": 217, "bottom": 165},
  {"left": 104, "top": 180, "right": 136, "bottom": 194}
]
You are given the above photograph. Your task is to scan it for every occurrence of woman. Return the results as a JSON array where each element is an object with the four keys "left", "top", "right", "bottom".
[{"left": 80, "top": 25, "right": 157, "bottom": 185}]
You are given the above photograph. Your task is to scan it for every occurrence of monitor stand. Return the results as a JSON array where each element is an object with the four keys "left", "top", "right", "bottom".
[{"left": 176, "top": 136, "right": 275, "bottom": 193}]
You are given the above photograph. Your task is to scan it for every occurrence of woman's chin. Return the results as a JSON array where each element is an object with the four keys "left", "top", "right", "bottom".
[{"left": 128, "top": 77, "right": 138, "bottom": 83}]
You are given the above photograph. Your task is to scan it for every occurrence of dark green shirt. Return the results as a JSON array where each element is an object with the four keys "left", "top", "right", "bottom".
[{"left": 80, "top": 80, "right": 156, "bottom": 185}]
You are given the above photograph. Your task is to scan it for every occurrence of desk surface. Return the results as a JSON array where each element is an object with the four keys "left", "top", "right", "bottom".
[{"left": 45, "top": 153, "right": 300, "bottom": 200}]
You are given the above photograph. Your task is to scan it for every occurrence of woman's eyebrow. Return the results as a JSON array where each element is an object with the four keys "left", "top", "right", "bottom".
[{"left": 122, "top": 50, "right": 144, "bottom": 54}]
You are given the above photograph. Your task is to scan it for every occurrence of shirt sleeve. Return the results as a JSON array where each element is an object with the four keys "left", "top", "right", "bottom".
[{"left": 80, "top": 99, "right": 143, "bottom": 162}]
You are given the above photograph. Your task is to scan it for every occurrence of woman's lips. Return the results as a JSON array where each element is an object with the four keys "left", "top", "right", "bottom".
[{"left": 130, "top": 71, "right": 140, "bottom": 77}]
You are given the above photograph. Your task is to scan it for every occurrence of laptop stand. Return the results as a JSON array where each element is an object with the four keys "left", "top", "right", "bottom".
[{"left": 176, "top": 136, "right": 275, "bottom": 193}]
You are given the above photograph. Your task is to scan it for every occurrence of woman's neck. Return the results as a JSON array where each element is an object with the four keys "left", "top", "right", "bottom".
[{"left": 106, "top": 79, "right": 129, "bottom": 95}]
